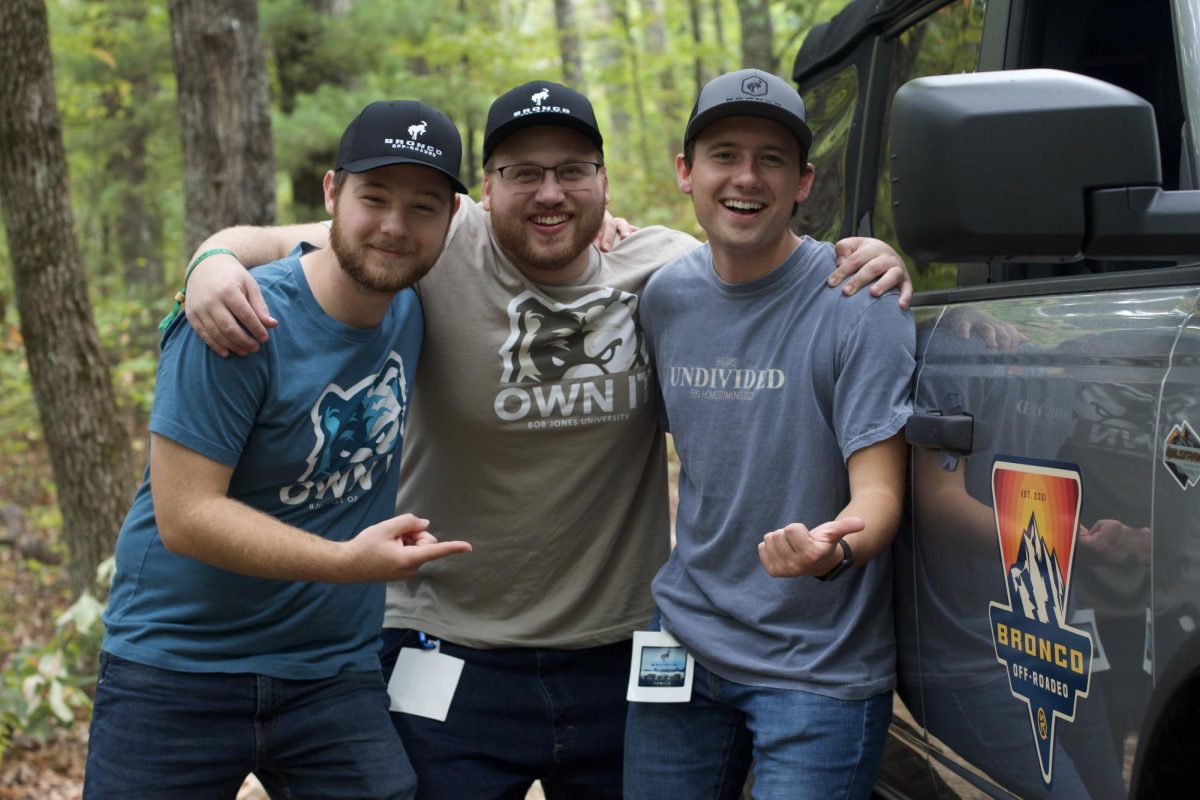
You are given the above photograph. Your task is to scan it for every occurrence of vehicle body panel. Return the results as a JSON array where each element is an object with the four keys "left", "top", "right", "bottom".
[{"left": 793, "top": 0, "right": 1200, "bottom": 796}]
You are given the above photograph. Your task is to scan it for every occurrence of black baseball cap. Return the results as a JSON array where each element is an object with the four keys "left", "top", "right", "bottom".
[
  {"left": 684, "top": 69, "right": 813, "bottom": 152},
  {"left": 482, "top": 81, "right": 604, "bottom": 165},
  {"left": 335, "top": 100, "right": 467, "bottom": 194}
]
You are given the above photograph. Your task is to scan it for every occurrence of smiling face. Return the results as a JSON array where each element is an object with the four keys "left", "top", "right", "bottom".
[
  {"left": 678, "top": 116, "right": 815, "bottom": 283},
  {"left": 482, "top": 125, "right": 609, "bottom": 283},
  {"left": 326, "top": 164, "right": 456, "bottom": 294}
]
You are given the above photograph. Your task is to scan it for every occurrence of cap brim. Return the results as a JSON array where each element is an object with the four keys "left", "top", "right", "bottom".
[
  {"left": 687, "top": 102, "right": 813, "bottom": 152},
  {"left": 483, "top": 115, "right": 604, "bottom": 165},
  {"left": 341, "top": 155, "right": 468, "bottom": 194}
]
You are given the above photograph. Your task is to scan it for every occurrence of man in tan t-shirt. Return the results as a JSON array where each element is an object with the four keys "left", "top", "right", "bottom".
[{"left": 180, "top": 80, "right": 910, "bottom": 799}]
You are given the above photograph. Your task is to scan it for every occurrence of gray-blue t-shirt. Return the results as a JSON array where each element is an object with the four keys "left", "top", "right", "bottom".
[
  {"left": 639, "top": 238, "right": 914, "bottom": 698},
  {"left": 102, "top": 250, "right": 423, "bottom": 679}
]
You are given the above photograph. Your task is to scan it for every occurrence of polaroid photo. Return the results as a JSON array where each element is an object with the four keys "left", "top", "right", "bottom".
[{"left": 626, "top": 629, "right": 694, "bottom": 703}]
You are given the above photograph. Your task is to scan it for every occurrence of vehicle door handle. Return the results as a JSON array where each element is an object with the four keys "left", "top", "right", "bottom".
[{"left": 905, "top": 413, "right": 974, "bottom": 455}]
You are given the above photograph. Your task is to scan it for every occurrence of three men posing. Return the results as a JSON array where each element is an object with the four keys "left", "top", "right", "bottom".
[{"left": 109, "top": 74, "right": 913, "bottom": 798}]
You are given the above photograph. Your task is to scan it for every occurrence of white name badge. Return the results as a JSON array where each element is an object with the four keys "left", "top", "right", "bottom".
[
  {"left": 626, "top": 630, "right": 695, "bottom": 703},
  {"left": 387, "top": 642, "right": 464, "bottom": 722}
]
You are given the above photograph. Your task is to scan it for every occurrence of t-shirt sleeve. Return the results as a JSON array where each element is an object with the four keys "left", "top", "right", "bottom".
[
  {"left": 638, "top": 273, "right": 671, "bottom": 434},
  {"left": 149, "top": 316, "right": 269, "bottom": 467},
  {"left": 834, "top": 295, "right": 915, "bottom": 461}
]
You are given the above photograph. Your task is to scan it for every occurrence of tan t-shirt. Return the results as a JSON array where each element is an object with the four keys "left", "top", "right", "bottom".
[{"left": 383, "top": 197, "right": 699, "bottom": 648}]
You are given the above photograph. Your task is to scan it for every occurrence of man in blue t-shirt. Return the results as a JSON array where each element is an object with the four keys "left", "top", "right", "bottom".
[
  {"left": 624, "top": 70, "right": 915, "bottom": 800},
  {"left": 83, "top": 101, "right": 472, "bottom": 800}
]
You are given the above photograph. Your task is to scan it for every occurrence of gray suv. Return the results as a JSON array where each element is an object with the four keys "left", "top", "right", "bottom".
[{"left": 794, "top": 0, "right": 1200, "bottom": 797}]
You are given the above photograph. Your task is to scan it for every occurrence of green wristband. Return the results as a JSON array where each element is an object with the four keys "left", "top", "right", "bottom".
[{"left": 157, "top": 247, "right": 238, "bottom": 332}]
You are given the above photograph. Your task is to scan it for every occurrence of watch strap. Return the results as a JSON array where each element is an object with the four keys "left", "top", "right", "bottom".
[{"left": 816, "top": 538, "right": 854, "bottom": 581}]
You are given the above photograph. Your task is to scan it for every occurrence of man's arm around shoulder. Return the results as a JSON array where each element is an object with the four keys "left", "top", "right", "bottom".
[{"left": 183, "top": 223, "right": 330, "bottom": 357}]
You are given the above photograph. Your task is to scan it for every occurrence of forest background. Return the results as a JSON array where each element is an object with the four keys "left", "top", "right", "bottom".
[{"left": 0, "top": 0, "right": 856, "bottom": 796}]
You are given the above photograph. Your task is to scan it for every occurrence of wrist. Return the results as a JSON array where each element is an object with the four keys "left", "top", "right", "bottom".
[
  {"left": 814, "top": 545, "right": 842, "bottom": 576},
  {"left": 157, "top": 247, "right": 239, "bottom": 332},
  {"left": 816, "top": 539, "right": 854, "bottom": 581},
  {"left": 327, "top": 538, "right": 359, "bottom": 584},
  {"left": 185, "top": 247, "right": 239, "bottom": 288}
]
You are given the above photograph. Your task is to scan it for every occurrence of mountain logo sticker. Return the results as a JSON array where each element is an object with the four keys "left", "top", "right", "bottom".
[{"left": 989, "top": 457, "right": 1094, "bottom": 787}]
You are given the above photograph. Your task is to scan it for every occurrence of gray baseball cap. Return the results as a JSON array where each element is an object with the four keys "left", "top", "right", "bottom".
[{"left": 684, "top": 69, "right": 813, "bottom": 152}]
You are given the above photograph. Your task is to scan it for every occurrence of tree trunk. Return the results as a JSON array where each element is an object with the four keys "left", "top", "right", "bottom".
[
  {"left": 459, "top": 0, "right": 480, "bottom": 188},
  {"left": 614, "top": 3, "right": 655, "bottom": 177},
  {"left": 595, "top": 0, "right": 652, "bottom": 175},
  {"left": 639, "top": 0, "right": 683, "bottom": 161},
  {"left": 553, "top": 0, "right": 585, "bottom": 90},
  {"left": 738, "top": 0, "right": 776, "bottom": 73},
  {"left": 689, "top": 0, "right": 705, "bottom": 97},
  {"left": 272, "top": 0, "right": 353, "bottom": 220},
  {"left": 168, "top": 0, "right": 276, "bottom": 255},
  {"left": 101, "top": 1, "right": 165, "bottom": 291},
  {"left": 0, "top": 0, "right": 135, "bottom": 595},
  {"left": 711, "top": 0, "right": 727, "bottom": 60},
  {"left": 597, "top": 0, "right": 630, "bottom": 141},
  {"left": 108, "top": 118, "right": 164, "bottom": 290}
]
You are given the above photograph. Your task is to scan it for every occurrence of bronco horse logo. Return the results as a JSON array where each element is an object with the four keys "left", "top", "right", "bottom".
[
  {"left": 499, "top": 289, "right": 647, "bottom": 383},
  {"left": 531, "top": 88, "right": 550, "bottom": 106},
  {"left": 407, "top": 121, "right": 427, "bottom": 140}
]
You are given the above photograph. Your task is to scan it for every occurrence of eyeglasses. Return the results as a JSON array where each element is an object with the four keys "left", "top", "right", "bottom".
[{"left": 492, "top": 161, "right": 603, "bottom": 192}]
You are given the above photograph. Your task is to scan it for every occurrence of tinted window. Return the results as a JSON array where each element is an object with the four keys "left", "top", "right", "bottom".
[
  {"left": 873, "top": 0, "right": 987, "bottom": 292},
  {"left": 983, "top": 0, "right": 1187, "bottom": 284},
  {"left": 797, "top": 65, "right": 858, "bottom": 242}
]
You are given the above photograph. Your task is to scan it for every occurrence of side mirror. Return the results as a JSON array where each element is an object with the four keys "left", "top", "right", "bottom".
[{"left": 890, "top": 68, "right": 1200, "bottom": 261}]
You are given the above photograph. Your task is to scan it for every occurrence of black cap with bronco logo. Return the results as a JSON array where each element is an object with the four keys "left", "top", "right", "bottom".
[
  {"left": 336, "top": 100, "right": 467, "bottom": 194},
  {"left": 483, "top": 80, "right": 605, "bottom": 165}
]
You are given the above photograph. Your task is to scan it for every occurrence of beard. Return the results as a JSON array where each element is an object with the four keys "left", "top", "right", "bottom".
[
  {"left": 490, "top": 197, "right": 606, "bottom": 273},
  {"left": 329, "top": 216, "right": 438, "bottom": 294}
]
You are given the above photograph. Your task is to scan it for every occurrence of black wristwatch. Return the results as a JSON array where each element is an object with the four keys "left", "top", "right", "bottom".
[{"left": 817, "top": 539, "right": 854, "bottom": 581}]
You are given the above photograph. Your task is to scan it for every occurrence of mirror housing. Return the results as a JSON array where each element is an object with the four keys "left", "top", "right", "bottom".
[{"left": 890, "top": 69, "right": 1200, "bottom": 261}]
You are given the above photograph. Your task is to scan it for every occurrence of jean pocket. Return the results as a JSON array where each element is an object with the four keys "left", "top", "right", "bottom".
[{"left": 97, "top": 650, "right": 112, "bottom": 683}]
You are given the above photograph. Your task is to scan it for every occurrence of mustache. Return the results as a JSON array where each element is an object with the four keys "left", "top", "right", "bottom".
[{"left": 367, "top": 240, "right": 420, "bottom": 256}]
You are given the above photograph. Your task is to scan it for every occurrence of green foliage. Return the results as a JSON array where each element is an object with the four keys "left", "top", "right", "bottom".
[
  {"left": 90, "top": 276, "right": 163, "bottom": 422},
  {"left": 48, "top": 0, "right": 183, "bottom": 285},
  {"left": 0, "top": 322, "right": 38, "bottom": 463},
  {"left": 27, "top": 0, "right": 869, "bottom": 277},
  {"left": 0, "top": 559, "right": 113, "bottom": 756}
]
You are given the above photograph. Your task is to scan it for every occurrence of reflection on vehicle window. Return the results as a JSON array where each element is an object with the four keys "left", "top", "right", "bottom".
[
  {"left": 874, "top": 0, "right": 986, "bottom": 292},
  {"left": 798, "top": 65, "right": 858, "bottom": 242}
]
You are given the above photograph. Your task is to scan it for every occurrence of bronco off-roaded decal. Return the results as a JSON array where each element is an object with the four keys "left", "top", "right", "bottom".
[{"left": 989, "top": 457, "right": 1094, "bottom": 787}]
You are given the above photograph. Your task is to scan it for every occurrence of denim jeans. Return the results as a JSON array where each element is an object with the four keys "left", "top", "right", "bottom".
[
  {"left": 83, "top": 652, "right": 416, "bottom": 800},
  {"left": 624, "top": 661, "right": 892, "bottom": 800},
  {"left": 379, "top": 628, "right": 629, "bottom": 800}
]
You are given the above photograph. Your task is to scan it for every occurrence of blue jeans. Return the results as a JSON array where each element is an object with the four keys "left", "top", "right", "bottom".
[
  {"left": 379, "top": 628, "right": 628, "bottom": 800},
  {"left": 83, "top": 652, "right": 416, "bottom": 800},
  {"left": 624, "top": 662, "right": 892, "bottom": 800}
]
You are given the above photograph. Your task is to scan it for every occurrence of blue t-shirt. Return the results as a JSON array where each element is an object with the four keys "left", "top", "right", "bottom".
[
  {"left": 102, "top": 250, "right": 423, "bottom": 679},
  {"left": 639, "top": 238, "right": 914, "bottom": 699}
]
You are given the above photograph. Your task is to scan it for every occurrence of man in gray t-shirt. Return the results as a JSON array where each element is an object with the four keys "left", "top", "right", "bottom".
[{"left": 625, "top": 70, "right": 915, "bottom": 800}]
